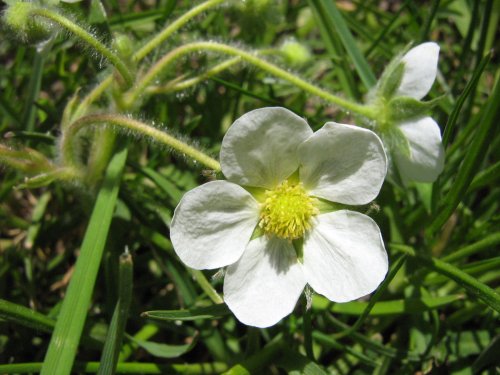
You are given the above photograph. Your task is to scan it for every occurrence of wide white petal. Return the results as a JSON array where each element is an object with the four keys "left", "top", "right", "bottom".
[
  {"left": 299, "top": 122, "right": 387, "bottom": 205},
  {"left": 394, "top": 116, "right": 444, "bottom": 183},
  {"left": 224, "top": 236, "right": 306, "bottom": 328},
  {"left": 303, "top": 211, "right": 388, "bottom": 302},
  {"left": 220, "top": 107, "right": 313, "bottom": 189},
  {"left": 170, "top": 181, "right": 260, "bottom": 270},
  {"left": 396, "top": 42, "right": 440, "bottom": 100}
]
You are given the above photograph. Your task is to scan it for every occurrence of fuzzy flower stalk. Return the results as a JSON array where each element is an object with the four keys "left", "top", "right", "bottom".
[
  {"left": 170, "top": 107, "right": 389, "bottom": 327},
  {"left": 368, "top": 42, "right": 445, "bottom": 184}
]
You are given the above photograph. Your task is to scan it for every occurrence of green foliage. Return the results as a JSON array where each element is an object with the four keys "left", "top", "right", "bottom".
[{"left": 0, "top": 1, "right": 498, "bottom": 374}]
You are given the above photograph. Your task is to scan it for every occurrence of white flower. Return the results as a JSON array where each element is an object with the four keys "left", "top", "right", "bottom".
[
  {"left": 170, "top": 107, "right": 389, "bottom": 328},
  {"left": 376, "top": 42, "right": 445, "bottom": 183}
]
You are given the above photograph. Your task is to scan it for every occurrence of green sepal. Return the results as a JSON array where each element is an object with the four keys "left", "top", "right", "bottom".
[
  {"left": 377, "top": 61, "right": 405, "bottom": 99},
  {"left": 374, "top": 42, "right": 415, "bottom": 100},
  {"left": 388, "top": 96, "right": 444, "bottom": 122},
  {"left": 381, "top": 126, "right": 411, "bottom": 159}
]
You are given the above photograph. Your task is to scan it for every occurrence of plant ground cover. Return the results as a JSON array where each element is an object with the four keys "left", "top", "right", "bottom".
[{"left": 0, "top": 0, "right": 499, "bottom": 374}]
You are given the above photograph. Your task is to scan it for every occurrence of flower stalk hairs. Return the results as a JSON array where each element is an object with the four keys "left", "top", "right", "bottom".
[
  {"left": 171, "top": 107, "right": 389, "bottom": 327},
  {"left": 369, "top": 42, "right": 445, "bottom": 184}
]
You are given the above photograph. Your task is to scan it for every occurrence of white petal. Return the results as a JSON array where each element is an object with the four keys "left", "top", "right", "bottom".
[
  {"left": 224, "top": 236, "right": 306, "bottom": 327},
  {"left": 396, "top": 42, "right": 440, "bottom": 100},
  {"left": 299, "top": 122, "right": 387, "bottom": 205},
  {"left": 394, "top": 117, "right": 444, "bottom": 183},
  {"left": 170, "top": 181, "right": 260, "bottom": 270},
  {"left": 220, "top": 107, "right": 313, "bottom": 189},
  {"left": 303, "top": 211, "right": 388, "bottom": 302}
]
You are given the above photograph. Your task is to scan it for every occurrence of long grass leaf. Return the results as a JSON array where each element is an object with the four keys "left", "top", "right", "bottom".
[
  {"left": 308, "top": 0, "right": 376, "bottom": 89},
  {"left": 429, "top": 74, "right": 500, "bottom": 233},
  {"left": 391, "top": 244, "right": 500, "bottom": 313},
  {"left": 40, "top": 143, "right": 128, "bottom": 375},
  {"left": 97, "top": 252, "right": 133, "bottom": 375},
  {"left": 0, "top": 299, "right": 54, "bottom": 333}
]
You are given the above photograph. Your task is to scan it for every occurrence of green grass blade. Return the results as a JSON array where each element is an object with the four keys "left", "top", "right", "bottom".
[
  {"left": 0, "top": 299, "right": 55, "bottom": 333},
  {"left": 311, "top": 333, "right": 380, "bottom": 367},
  {"left": 142, "top": 303, "right": 230, "bottom": 321},
  {"left": 97, "top": 251, "right": 133, "bottom": 375},
  {"left": 24, "top": 191, "right": 51, "bottom": 249},
  {"left": 442, "top": 232, "right": 500, "bottom": 262},
  {"left": 391, "top": 244, "right": 500, "bottom": 313},
  {"left": 40, "top": 143, "right": 128, "bottom": 375},
  {"left": 21, "top": 43, "right": 50, "bottom": 132},
  {"left": 127, "top": 334, "right": 198, "bottom": 359},
  {"left": 307, "top": 1, "right": 357, "bottom": 98},
  {"left": 441, "top": 50, "right": 492, "bottom": 147},
  {"left": 312, "top": 294, "right": 462, "bottom": 316},
  {"left": 276, "top": 348, "right": 328, "bottom": 374},
  {"left": 322, "top": 316, "right": 421, "bottom": 362},
  {"left": 333, "top": 254, "right": 407, "bottom": 338},
  {"left": 429, "top": 74, "right": 500, "bottom": 233},
  {"left": 468, "top": 160, "right": 500, "bottom": 191},
  {"left": 0, "top": 361, "right": 228, "bottom": 374},
  {"left": 308, "top": 0, "right": 376, "bottom": 89},
  {"left": 419, "top": 0, "right": 440, "bottom": 42}
]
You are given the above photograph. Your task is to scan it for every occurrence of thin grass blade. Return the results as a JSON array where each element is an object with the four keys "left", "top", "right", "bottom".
[{"left": 40, "top": 143, "right": 128, "bottom": 375}]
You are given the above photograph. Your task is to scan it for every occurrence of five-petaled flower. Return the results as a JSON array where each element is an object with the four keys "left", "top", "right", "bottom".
[
  {"left": 372, "top": 42, "right": 445, "bottom": 184},
  {"left": 171, "top": 107, "right": 389, "bottom": 328}
]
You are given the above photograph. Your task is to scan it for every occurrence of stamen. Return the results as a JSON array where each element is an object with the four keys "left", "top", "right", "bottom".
[{"left": 259, "top": 180, "right": 318, "bottom": 240}]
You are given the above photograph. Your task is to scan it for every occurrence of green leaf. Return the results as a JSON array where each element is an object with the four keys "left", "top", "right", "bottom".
[
  {"left": 137, "top": 164, "right": 184, "bottom": 204},
  {"left": 388, "top": 96, "right": 442, "bottom": 122},
  {"left": 40, "top": 142, "right": 128, "bottom": 375},
  {"left": 442, "top": 50, "right": 492, "bottom": 147},
  {"left": 429, "top": 74, "right": 500, "bottom": 233},
  {"left": 381, "top": 126, "right": 411, "bottom": 158},
  {"left": 471, "top": 335, "right": 500, "bottom": 373},
  {"left": 312, "top": 294, "right": 462, "bottom": 316},
  {"left": 391, "top": 244, "right": 500, "bottom": 313},
  {"left": 276, "top": 349, "right": 328, "bottom": 375},
  {"left": 97, "top": 252, "right": 133, "bottom": 375},
  {"left": 377, "top": 61, "right": 405, "bottom": 99},
  {"left": 128, "top": 333, "right": 198, "bottom": 359},
  {"left": 0, "top": 299, "right": 55, "bottom": 333},
  {"left": 307, "top": 0, "right": 376, "bottom": 89},
  {"left": 142, "top": 303, "right": 230, "bottom": 321}
]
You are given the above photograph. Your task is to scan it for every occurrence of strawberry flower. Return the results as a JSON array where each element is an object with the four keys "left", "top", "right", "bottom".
[
  {"left": 170, "top": 107, "right": 389, "bottom": 327},
  {"left": 371, "top": 42, "right": 445, "bottom": 183}
]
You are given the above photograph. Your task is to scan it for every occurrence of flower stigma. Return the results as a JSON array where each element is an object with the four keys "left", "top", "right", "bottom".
[{"left": 259, "top": 180, "right": 319, "bottom": 240}]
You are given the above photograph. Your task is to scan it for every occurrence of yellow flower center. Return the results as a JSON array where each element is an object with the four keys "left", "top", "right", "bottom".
[{"left": 259, "top": 180, "right": 319, "bottom": 240}]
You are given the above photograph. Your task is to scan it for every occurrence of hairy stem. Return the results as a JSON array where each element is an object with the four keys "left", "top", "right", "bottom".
[
  {"left": 148, "top": 57, "right": 241, "bottom": 95},
  {"left": 61, "top": 114, "right": 220, "bottom": 171},
  {"left": 31, "top": 8, "right": 133, "bottom": 86},
  {"left": 129, "top": 41, "right": 376, "bottom": 118},
  {"left": 133, "top": 0, "right": 226, "bottom": 61}
]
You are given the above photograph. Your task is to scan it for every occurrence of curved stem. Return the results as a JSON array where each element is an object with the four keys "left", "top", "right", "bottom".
[
  {"left": 69, "top": 0, "right": 227, "bottom": 111},
  {"left": 73, "top": 76, "right": 114, "bottom": 120},
  {"left": 147, "top": 57, "right": 241, "bottom": 95},
  {"left": 31, "top": 8, "right": 133, "bottom": 86},
  {"left": 129, "top": 42, "right": 377, "bottom": 118},
  {"left": 133, "top": 0, "right": 226, "bottom": 62},
  {"left": 61, "top": 114, "right": 220, "bottom": 171}
]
